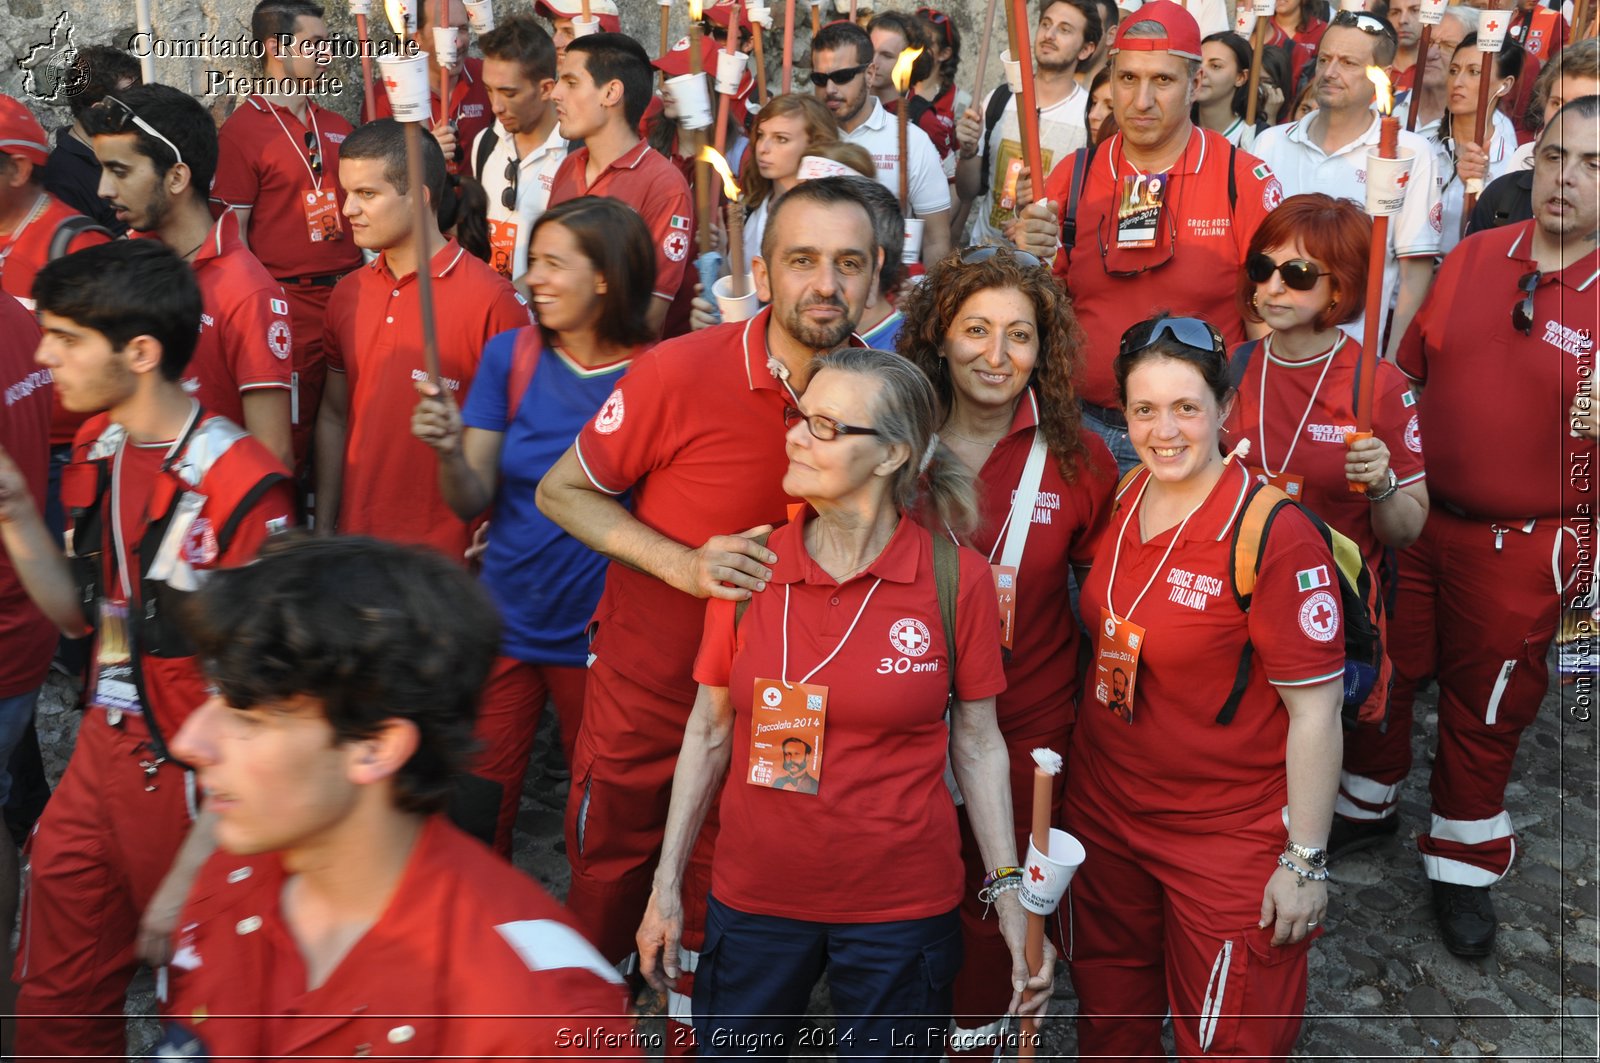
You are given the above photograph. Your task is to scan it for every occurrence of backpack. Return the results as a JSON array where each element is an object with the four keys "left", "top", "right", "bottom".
[
  {"left": 474, "top": 124, "right": 499, "bottom": 181},
  {"left": 1057, "top": 138, "right": 1237, "bottom": 259},
  {"left": 977, "top": 85, "right": 1014, "bottom": 200},
  {"left": 49, "top": 214, "right": 109, "bottom": 260}
]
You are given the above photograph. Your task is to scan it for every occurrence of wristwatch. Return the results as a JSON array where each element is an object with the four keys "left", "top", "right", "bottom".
[
  {"left": 1367, "top": 468, "right": 1400, "bottom": 504},
  {"left": 1284, "top": 840, "right": 1328, "bottom": 869}
]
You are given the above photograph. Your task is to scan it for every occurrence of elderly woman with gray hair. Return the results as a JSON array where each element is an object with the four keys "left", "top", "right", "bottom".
[{"left": 636, "top": 347, "right": 1053, "bottom": 1058}]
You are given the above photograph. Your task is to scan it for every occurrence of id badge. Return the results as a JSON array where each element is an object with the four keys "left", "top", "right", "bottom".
[
  {"left": 1249, "top": 466, "right": 1305, "bottom": 500},
  {"left": 93, "top": 599, "right": 142, "bottom": 721},
  {"left": 1093, "top": 607, "right": 1145, "bottom": 724},
  {"left": 750, "top": 678, "right": 827, "bottom": 794},
  {"left": 1116, "top": 173, "right": 1165, "bottom": 249},
  {"left": 303, "top": 189, "right": 342, "bottom": 242},
  {"left": 487, "top": 218, "right": 519, "bottom": 279},
  {"left": 992, "top": 564, "right": 1018, "bottom": 651}
]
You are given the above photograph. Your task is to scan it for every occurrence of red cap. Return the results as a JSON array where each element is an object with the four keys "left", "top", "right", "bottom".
[
  {"left": 0, "top": 95, "right": 50, "bottom": 166},
  {"left": 1113, "top": 0, "right": 1203, "bottom": 62},
  {"left": 533, "top": 0, "right": 622, "bottom": 33},
  {"left": 703, "top": 1, "right": 747, "bottom": 30},
  {"left": 653, "top": 34, "right": 722, "bottom": 78}
]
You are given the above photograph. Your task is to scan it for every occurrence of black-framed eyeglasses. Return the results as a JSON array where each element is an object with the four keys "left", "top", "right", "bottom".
[
  {"left": 784, "top": 405, "right": 881, "bottom": 441},
  {"left": 1118, "top": 316, "right": 1226, "bottom": 359},
  {"left": 1331, "top": 10, "right": 1398, "bottom": 42},
  {"left": 809, "top": 63, "right": 869, "bottom": 87},
  {"left": 303, "top": 130, "right": 322, "bottom": 178},
  {"left": 960, "top": 245, "right": 1044, "bottom": 270},
  {"left": 1511, "top": 269, "right": 1540, "bottom": 336},
  {"left": 502, "top": 154, "right": 520, "bottom": 211},
  {"left": 1096, "top": 209, "right": 1177, "bottom": 278},
  {"left": 917, "top": 7, "right": 955, "bottom": 47},
  {"left": 1246, "top": 252, "right": 1328, "bottom": 291},
  {"left": 98, "top": 95, "right": 186, "bottom": 169}
]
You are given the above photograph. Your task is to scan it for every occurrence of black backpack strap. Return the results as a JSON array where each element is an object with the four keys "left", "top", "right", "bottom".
[
  {"left": 473, "top": 124, "right": 499, "bottom": 181},
  {"left": 1227, "top": 338, "right": 1262, "bottom": 391},
  {"left": 1058, "top": 139, "right": 1097, "bottom": 259},
  {"left": 977, "top": 84, "right": 1013, "bottom": 199},
  {"left": 1227, "top": 142, "right": 1237, "bottom": 212},
  {"left": 48, "top": 215, "right": 110, "bottom": 261},
  {"left": 931, "top": 533, "right": 960, "bottom": 694}
]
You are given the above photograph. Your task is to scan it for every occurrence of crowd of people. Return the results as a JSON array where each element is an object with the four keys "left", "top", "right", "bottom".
[{"left": 0, "top": 0, "right": 1593, "bottom": 1056}]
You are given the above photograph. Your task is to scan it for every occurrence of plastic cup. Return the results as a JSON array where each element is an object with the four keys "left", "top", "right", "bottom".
[
  {"left": 1017, "top": 828, "right": 1087, "bottom": 916},
  {"left": 432, "top": 26, "right": 459, "bottom": 66},
  {"left": 797, "top": 154, "right": 855, "bottom": 179},
  {"left": 713, "top": 274, "right": 761, "bottom": 322},
  {"left": 1234, "top": 10, "right": 1258, "bottom": 35},
  {"left": 571, "top": 14, "right": 602, "bottom": 37},
  {"left": 715, "top": 49, "right": 749, "bottom": 94},
  {"left": 666, "top": 72, "right": 714, "bottom": 130},
  {"left": 377, "top": 52, "right": 432, "bottom": 123},
  {"left": 349, "top": 0, "right": 372, "bottom": 15},
  {"left": 1476, "top": 11, "right": 1509, "bottom": 51},
  {"left": 1418, "top": 0, "right": 1446, "bottom": 26},
  {"left": 1001, "top": 50, "right": 1023, "bottom": 93},
  {"left": 902, "top": 217, "right": 924, "bottom": 264},
  {"left": 465, "top": 0, "right": 496, "bottom": 33},
  {"left": 1365, "top": 147, "right": 1417, "bottom": 217}
]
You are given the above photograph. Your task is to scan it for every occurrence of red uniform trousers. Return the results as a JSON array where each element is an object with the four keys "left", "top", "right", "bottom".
[
  {"left": 13, "top": 709, "right": 193, "bottom": 1062},
  {"left": 949, "top": 726, "right": 1068, "bottom": 1054},
  {"left": 1341, "top": 509, "right": 1574, "bottom": 884},
  {"left": 564, "top": 656, "right": 717, "bottom": 1042},
  {"left": 473, "top": 654, "right": 588, "bottom": 857},
  {"left": 1063, "top": 787, "right": 1319, "bottom": 1062},
  {"left": 279, "top": 280, "right": 335, "bottom": 477}
]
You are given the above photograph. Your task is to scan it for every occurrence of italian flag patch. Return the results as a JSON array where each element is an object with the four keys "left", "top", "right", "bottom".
[
  {"left": 1402, "top": 389, "right": 1417, "bottom": 407},
  {"left": 1252, "top": 163, "right": 1272, "bottom": 181},
  {"left": 1297, "top": 566, "right": 1331, "bottom": 591},
  {"left": 669, "top": 214, "right": 691, "bottom": 230}
]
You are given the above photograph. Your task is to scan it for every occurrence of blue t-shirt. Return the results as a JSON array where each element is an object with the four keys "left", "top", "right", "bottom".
[
  {"left": 859, "top": 309, "right": 903, "bottom": 352},
  {"left": 461, "top": 330, "right": 631, "bottom": 666}
]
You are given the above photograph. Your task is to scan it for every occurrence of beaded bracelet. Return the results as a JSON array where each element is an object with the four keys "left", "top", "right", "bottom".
[
  {"left": 982, "top": 866, "right": 1024, "bottom": 890},
  {"left": 1277, "top": 852, "right": 1331, "bottom": 883},
  {"left": 978, "top": 877, "right": 1024, "bottom": 906}
]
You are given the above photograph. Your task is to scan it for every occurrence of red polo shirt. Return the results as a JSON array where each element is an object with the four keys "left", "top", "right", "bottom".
[
  {"left": 1042, "top": 128, "right": 1280, "bottom": 409},
  {"left": 211, "top": 97, "right": 364, "bottom": 281},
  {"left": 1224, "top": 336, "right": 1426, "bottom": 570},
  {"left": 364, "top": 57, "right": 492, "bottom": 174},
  {"left": 693, "top": 514, "right": 1007, "bottom": 922},
  {"left": 1074, "top": 460, "right": 1344, "bottom": 830},
  {"left": 323, "top": 240, "right": 530, "bottom": 557},
  {"left": 547, "top": 139, "right": 693, "bottom": 305},
  {"left": 573, "top": 307, "right": 800, "bottom": 701},
  {"left": 0, "top": 296, "right": 53, "bottom": 697},
  {"left": 966, "top": 391, "right": 1117, "bottom": 736},
  {"left": 1396, "top": 221, "right": 1597, "bottom": 520},
  {"left": 188, "top": 216, "right": 294, "bottom": 427}
]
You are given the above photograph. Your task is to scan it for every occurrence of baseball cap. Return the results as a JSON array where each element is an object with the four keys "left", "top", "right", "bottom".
[
  {"left": 703, "top": 1, "right": 749, "bottom": 29},
  {"left": 653, "top": 34, "right": 721, "bottom": 79},
  {"left": 0, "top": 95, "right": 50, "bottom": 166},
  {"left": 534, "top": 0, "right": 622, "bottom": 33},
  {"left": 1112, "top": 0, "right": 1202, "bottom": 61}
]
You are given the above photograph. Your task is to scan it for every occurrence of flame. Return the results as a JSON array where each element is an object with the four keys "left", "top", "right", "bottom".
[
  {"left": 1366, "top": 65, "right": 1394, "bottom": 115},
  {"left": 699, "top": 145, "right": 741, "bottom": 200},
  {"left": 384, "top": 0, "right": 408, "bottom": 36},
  {"left": 891, "top": 46, "right": 923, "bottom": 93},
  {"left": 688, "top": 0, "right": 703, "bottom": 21}
]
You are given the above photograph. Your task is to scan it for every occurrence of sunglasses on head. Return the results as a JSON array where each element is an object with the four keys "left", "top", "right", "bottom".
[
  {"left": 917, "top": 7, "right": 955, "bottom": 46},
  {"left": 1511, "top": 269, "right": 1540, "bottom": 336},
  {"left": 1331, "top": 10, "right": 1397, "bottom": 41},
  {"left": 1246, "top": 252, "right": 1328, "bottom": 291},
  {"left": 1118, "top": 316, "right": 1225, "bottom": 360},
  {"left": 810, "top": 63, "right": 869, "bottom": 87},
  {"left": 98, "top": 95, "right": 187, "bottom": 170},
  {"left": 959, "top": 245, "right": 1044, "bottom": 270}
]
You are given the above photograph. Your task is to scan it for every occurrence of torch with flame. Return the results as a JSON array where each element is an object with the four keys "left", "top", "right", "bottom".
[
  {"left": 1367, "top": 65, "right": 1394, "bottom": 117},
  {"left": 701, "top": 146, "right": 749, "bottom": 298},
  {"left": 892, "top": 47, "right": 923, "bottom": 212}
]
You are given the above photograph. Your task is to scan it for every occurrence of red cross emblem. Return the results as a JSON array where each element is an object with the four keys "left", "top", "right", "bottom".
[
  {"left": 1310, "top": 601, "right": 1335, "bottom": 628},
  {"left": 1029, "top": 865, "right": 1045, "bottom": 883},
  {"left": 382, "top": 75, "right": 398, "bottom": 93},
  {"left": 1485, "top": 18, "right": 1499, "bottom": 31},
  {"left": 1396, "top": 170, "right": 1411, "bottom": 188}
]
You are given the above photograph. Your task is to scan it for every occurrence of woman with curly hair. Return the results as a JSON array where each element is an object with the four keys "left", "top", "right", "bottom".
[{"left": 897, "top": 246, "right": 1117, "bottom": 1051}]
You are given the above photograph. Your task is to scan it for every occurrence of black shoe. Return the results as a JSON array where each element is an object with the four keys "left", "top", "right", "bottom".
[
  {"left": 1431, "top": 881, "right": 1497, "bottom": 957},
  {"left": 1327, "top": 813, "right": 1399, "bottom": 861}
]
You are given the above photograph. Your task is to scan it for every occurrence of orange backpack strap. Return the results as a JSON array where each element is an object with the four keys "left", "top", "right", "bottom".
[{"left": 1216, "top": 479, "right": 1294, "bottom": 725}]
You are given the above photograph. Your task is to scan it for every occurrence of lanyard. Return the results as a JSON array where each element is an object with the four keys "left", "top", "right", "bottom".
[
  {"left": 258, "top": 97, "right": 324, "bottom": 193},
  {"left": 1257, "top": 332, "right": 1342, "bottom": 479},
  {"left": 109, "top": 402, "right": 202, "bottom": 601},
  {"left": 778, "top": 577, "right": 884, "bottom": 688},
  {"left": 1104, "top": 471, "right": 1209, "bottom": 625},
  {"left": 0, "top": 193, "right": 51, "bottom": 275}
]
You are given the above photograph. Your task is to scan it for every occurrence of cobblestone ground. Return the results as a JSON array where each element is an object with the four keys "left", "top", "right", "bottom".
[{"left": 27, "top": 662, "right": 1599, "bottom": 1060}]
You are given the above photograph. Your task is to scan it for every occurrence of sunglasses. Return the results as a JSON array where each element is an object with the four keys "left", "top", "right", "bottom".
[
  {"left": 502, "top": 154, "right": 519, "bottom": 211},
  {"left": 303, "top": 130, "right": 322, "bottom": 179},
  {"left": 1511, "top": 269, "right": 1540, "bottom": 336},
  {"left": 960, "top": 245, "right": 1044, "bottom": 270},
  {"left": 810, "top": 63, "right": 869, "bottom": 87},
  {"left": 784, "top": 405, "right": 882, "bottom": 441},
  {"left": 99, "top": 95, "right": 186, "bottom": 170},
  {"left": 1097, "top": 209, "right": 1176, "bottom": 278},
  {"left": 917, "top": 7, "right": 955, "bottom": 46},
  {"left": 1246, "top": 252, "right": 1328, "bottom": 291},
  {"left": 1331, "top": 10, "right": 1397, "bottom": 41},
  {"left": 1118, "top": 316, "right": 1225, "bottom": 360}
]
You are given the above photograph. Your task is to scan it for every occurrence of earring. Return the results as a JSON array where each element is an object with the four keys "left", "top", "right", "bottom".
[{"left": 1250, "top": 292, "right": 1259, "bottom": 310}]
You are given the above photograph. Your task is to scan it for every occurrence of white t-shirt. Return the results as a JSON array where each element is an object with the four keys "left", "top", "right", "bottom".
[
  {"left": 474, "top": 121, "right": 569, "bottom": 283},
  {"left": 967, "top": 83, "right": 1088, "bottom": 247},
  {"left": 842, "top": 96, "right": 953, "bottom": 219}
]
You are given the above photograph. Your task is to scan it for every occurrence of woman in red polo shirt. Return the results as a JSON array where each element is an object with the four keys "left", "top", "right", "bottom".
[
  {"left": 1067, "top": 314, "right": 1344, "bottom": 1061},
  {"left": 636, "top": 348, "right": 1052, "bottom": 1059},
  {"left": 898, "top": 245, "right": 1116, "bottom": 1051}
]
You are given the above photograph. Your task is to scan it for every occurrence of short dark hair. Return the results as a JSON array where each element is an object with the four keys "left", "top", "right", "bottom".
[
  {"left": 479, "top": 15, "right": 558, "bottom": 84},
  {"left": 1199, "top": 31, "right": 1254, "bottom": 122},
  {"left": 1046, "top": 0, "right": 1104, "bottom": 51},
  {"left": 866, "top": 12, "right": 936, "bottom": 84},
  {"left": 183, "top": 536, "right": 502, "bottom": 815},
  {"left": 839, "top": 176, "right": 905, "bottom": 297},
  {"left": 760, "top": 174, "right": 880, "bottom": 263},
  {"left": 1113, "top": 312, "right": 1232, "bottom": 409},
  {"left": 250, "top": 0, "right": 325, "bottom": 47},
  {"left": 64, "top": 45, "right": 143, "bottom": 123},
  {"left": 83, "top": 83, "right": 218, "bottom": 196},
  {"left": 1539, "top": 92, "right": 1600, "bottom": 146},
  {"left": 32, "top": 240, "right": 202, "bottom": 381},
  {"left": 565, "top": 33, "right": 654, "bottom": 129},
  {"left": 811, "top": 20, "right": 873, "bottom": 66},
  {"left": 339, "top": 118, "right": 446, "bottom": 205},
  {"left": 530, "top": 196, "right": 657, "bottom": 347}
]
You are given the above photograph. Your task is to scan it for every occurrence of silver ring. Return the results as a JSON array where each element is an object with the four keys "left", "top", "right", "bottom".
[
  {"left": 1363, "top": 462, "right": 1370, "bottom": 473},
  {"left": 1307, "top": 920, "right": 1319, "bottom": 927}
]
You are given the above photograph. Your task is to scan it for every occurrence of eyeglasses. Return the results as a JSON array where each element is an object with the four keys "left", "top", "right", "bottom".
[
  {"left": 502, "top": 154, "right": 520, "bottom": 211},
  {"left": 809, "top": 63, "right": 869, "bottom": 87},
  {"left": 1096, "top": 209, "right": 1177, "bottom": 277},
  {"left": 98, "top": 95, "right": 186, "bottom": 170},
  {"left": 784, "top": 405, "right": 882, "bottom": 441},
  {"left": 1246, "top": 252, "right": 1329, "bottom": 291},
  {"left": 1511, "top": 269, "right": 1540, "bottom": 335},
  {"left": 959, "top": 245, "right": 1044, "bottom": 270},
  {"left": 1331, "top": 10, "right": 1398, "bottom": 41},
  {"left": 1118, "top": 316, "right": 1226, "bottom": 359},
  {"left": 917, "top": 7, "right": 955, "bottom": 47},
  {"left": 303, "top": 130, "right": 322, "bottom": 178}
]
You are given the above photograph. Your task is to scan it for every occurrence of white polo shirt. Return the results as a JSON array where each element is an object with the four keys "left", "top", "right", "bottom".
[
  {"left": 842, "top": 97, "right": 953, "bottom": 220},
  {"left": 1419, "top": 108, "right": 1517, "bottom": 257},
  {"left": 967, "top": 83, "right": 1088, "bottom": 247},
  {"left": 1253, "top": 109, "right": 1441, "bottom": 344},
  {"left": 473, "top": 121, "right": 569, "bottom": 282}
]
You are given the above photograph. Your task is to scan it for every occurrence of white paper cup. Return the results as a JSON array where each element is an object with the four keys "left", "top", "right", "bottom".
[
  {"left": 715, "top": 49, "right": 749, "bottom": 94},
  {"left": 713, "top": 274, "right": 761, "bottom": 321},
  {"left": 465, "top": 0, "right": 496, "bottom": 33},
  {"left": 666, "top": 72, "right": 714, "bottom": 129},
  {"left": 797, "top": 154, "right": 855, "bottom": 179},
  {"left": 1000, "top": 50, "right": 1023, "bottom": 93},
  {"left": 658, "top": 0, "right": 673, "bottom": 6},
  {"left": 1337, "top": 0, "right": 1364, "bottom": 10},
  {"left": 432, "top": 26, "right": 460, "bottom": 66},
  {"left": 1476, "top": 11, "right": 1508, "bottom": 50},
  {"left": 1418, "top": 0, "right": 1446, "bottom": 26},
  {"left": 1365, "top": 147, "right": 1417, "bottom": 216},
  {"left": 398, "top": 0, "right": 417, "bottom": 32},
  {"left": 1018, "top": 828, "right": 1086, "bottom": 915},
  {"left": 349, "top": 0, "right": 372, "bottom": 15},
  {"left": 1252, "top": 0, "right": 1275, "bottom": 15},
  {"left": 377, "top": 52, "right": 432, "bottom": 122},
  {"left": 571, "top": 14, "right": 602, "bottom": 37},
  {"left": 902, "top": 217, "right": 924, "bottom": 264},
  {"left": 747, "top": 4, "right": 772, "bottom": 28},
  {"left": 1234, "top": 10, "right": 1258, "bottom": 35}
]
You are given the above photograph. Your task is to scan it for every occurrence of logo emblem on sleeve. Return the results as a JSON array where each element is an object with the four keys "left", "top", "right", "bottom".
[
  {"left": 1404, "top": 414, "right": 1422, "bottom": 453},
  {"left": 663, "top": 231, "right": 689, "bottom": 262},
  {"left": 1261, "top": 176, "right": 1284, "bottom": 211},
  {"left": 267, "top": 320, "right": 291, "bottom": 360},
  {"left": 889, "top": 618, "right": 932, "bottom": 657},
  {"left": 1298, "top": 590, "right": 1340, "bottom": 643},
  {"left": 183, "top": 517, "right": 219, "bottom": 566},
  {"left": 594, "top": 389, "right": 625, "bottom": 434}
]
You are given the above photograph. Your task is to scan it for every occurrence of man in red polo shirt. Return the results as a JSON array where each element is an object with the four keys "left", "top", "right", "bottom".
[
  {"left": 1014, "top": 0, "right": 1279, "bottom": 472},
  {"left": 212, "top": 0, "right": 365, "bottom": 475},
  {"left": 363, "top": 0, "right": 492, "bottom": 174},
  {"left": 1332, "top": 97, "right": 1598, "bottom": 958},
  {"left": 316, "top": 119, "right": 529, "bottom": 559},
  {"left": 536, "top": 176, "right": 881, "bottom": 1029},
  {"left": 547, "top": 33, "right": 692, "bottom": 339},
  {"left": 86, "top": 85, "right": 294, "bottom": 470}
]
